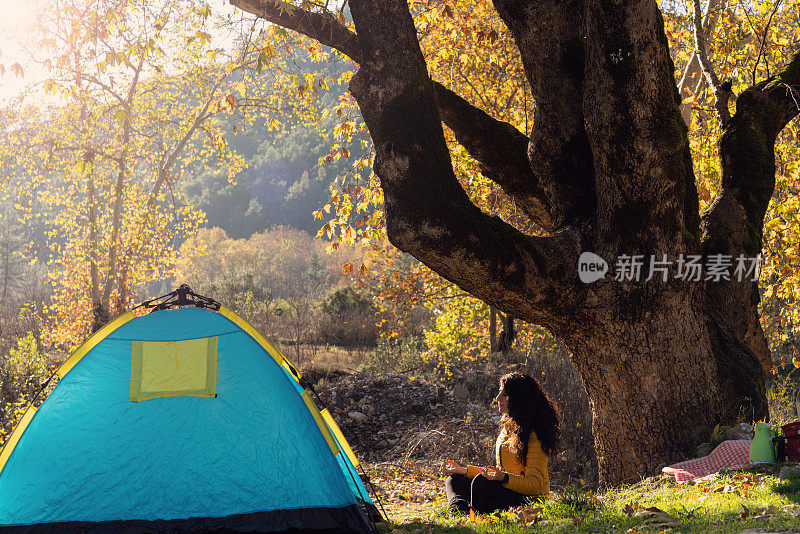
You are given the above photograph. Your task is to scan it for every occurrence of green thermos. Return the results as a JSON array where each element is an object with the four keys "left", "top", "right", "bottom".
[{"left": 749, "top": 422, "right": 776, "bottom": 462}]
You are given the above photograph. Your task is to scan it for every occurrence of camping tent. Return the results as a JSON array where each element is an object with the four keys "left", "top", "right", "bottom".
[{"left": 0, "top": 288, "right": 375, "bottom": 533}]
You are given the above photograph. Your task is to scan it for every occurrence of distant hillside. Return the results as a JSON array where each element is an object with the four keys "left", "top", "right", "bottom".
[{"left": 184, "top": 90, "right": 367, "bottom": 238}]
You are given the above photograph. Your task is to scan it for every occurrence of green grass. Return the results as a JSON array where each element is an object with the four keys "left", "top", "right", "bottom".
[{"left": 376, "top": 464, "right": 800, "bottom": 533}]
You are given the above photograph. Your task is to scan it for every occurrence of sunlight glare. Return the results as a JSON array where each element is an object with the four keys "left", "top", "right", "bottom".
[{"left": 0, "top": 0, "right": 37, "bottom": 32}]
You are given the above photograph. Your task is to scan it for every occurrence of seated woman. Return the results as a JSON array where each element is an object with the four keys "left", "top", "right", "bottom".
[{"left": 441, "top": 371, "right": 560, "bottom": 514}]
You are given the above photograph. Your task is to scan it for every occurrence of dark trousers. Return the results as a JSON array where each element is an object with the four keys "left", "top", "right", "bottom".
[{"left": 445, "top": 474, "right": 528, "bottom": 514}]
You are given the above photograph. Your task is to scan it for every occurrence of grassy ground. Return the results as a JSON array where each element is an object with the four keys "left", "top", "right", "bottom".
[
  {"left": 367, "top": 462, "right": 800, "bottom": 533},
  {"left": 279, "top": 343, "right": 368, "bottom": 371}
]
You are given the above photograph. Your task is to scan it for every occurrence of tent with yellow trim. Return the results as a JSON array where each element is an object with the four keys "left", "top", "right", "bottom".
[{"left": 0, "top": 289, "right": 374, "bottom": 533}]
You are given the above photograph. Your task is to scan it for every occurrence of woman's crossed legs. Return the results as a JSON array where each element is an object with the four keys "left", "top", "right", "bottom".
[{"left": 445, "top": 474, "right": 527, "bottom": 514}]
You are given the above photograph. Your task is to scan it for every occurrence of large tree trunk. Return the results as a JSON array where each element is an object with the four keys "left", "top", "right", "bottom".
[
  {"left": 562, "top": 288, "right": 722, "bottom": 483},
  {"left": 230, "top": 0, "right": 800, "bottom": 486}
]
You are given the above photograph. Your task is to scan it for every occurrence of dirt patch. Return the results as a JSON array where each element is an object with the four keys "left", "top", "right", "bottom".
[{"left": 306, "top": 362, "right": 597, "bottom": 489}]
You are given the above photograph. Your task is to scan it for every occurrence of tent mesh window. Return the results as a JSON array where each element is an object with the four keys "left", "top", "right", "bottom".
[{"left": 130, "top": 336, "right": 218, "bottom": 402}]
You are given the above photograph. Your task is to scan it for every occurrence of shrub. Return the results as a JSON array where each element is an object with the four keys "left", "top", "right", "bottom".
[
  {"left": 766, "top": 370, "right": 799, "bottom": 426},
  {"left": 359, "top": 335, "right": 428, "bottom": 373},
  {"left": 0, "top": 333, "right": 51, "bottom": 446},
  {"left": 317, "top": 286, "right": 378, "bottom": 348}
]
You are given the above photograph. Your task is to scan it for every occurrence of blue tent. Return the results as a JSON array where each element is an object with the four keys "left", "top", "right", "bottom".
[{"left": 0, "top": 291, "right": 374, "bottom": 533}]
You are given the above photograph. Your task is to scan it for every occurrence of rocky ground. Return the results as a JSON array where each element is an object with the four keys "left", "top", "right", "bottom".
[
  {"left": 304, "top": 362, "right": 598, "bottom": 491},
  {"left": 301, "top": 367, "right": 800, "bottom": 530}
]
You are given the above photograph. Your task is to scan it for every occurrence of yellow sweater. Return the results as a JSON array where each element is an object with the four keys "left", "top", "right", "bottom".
[{"left": 466, "top": 428, "right": 549, "bottom": 496}]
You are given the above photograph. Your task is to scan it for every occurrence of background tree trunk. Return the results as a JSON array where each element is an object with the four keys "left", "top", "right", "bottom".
[
  {"left": 497, "top": 314, "right": 515, "bottom": 353},
  {"left": 490, "top": 306, "right": 497, "bottom": 352}
]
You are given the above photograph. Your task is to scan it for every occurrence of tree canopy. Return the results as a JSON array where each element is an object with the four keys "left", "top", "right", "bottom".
[{"left": 230, "top": 0, "right": 800, "bottom": 485}]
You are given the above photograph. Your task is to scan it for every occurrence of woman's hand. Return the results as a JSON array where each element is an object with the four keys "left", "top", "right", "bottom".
[
  {"left": 481, "top": 466, "right": 505, "bottom": 481},
  {"left": 441, "top": 459, "right": 466, "bottom": 476}
]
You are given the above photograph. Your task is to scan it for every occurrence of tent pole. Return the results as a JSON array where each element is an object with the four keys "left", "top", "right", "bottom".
[{"left": 358, "top": 464, "right": 392, "bottom": 524}]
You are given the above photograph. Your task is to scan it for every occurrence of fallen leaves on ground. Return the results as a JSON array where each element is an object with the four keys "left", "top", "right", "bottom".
[
  {"left": 623, "top": 501, "right": 643, "bottom": 516},
  {"left": 515, "top": 506, "right": 543, "bottom": 526},
  {"left": 369, "top": 463, "right": 443, "bottom": 505},
  {"left": 633, "top": 506, "right": 680, "bottom": 527}
]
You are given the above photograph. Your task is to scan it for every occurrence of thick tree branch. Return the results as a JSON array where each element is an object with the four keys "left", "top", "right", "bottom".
[
  {"left": 701, "top": 50, "right": 800, "bottom": 419},
  {"left": 344, "top": 0, "right": 583, "bottom": 327},
  {"left": 230, "top": 0, "right": 556, "bottom": 229},
  {"left": 433, "top": 84, "right": 553, "bottom": 230},
  {"left": 100, "top": 51, "right": 145, "bottom": 320},
  {"left": 703, "top": 50, "right": 800, "bottom": 255},
  {"left": 492, "top": 0, "right": 596, "bottom": 228},
  {"left": 230, "top": 0, "right": 363, "bottom": 61},
  {"left": 583, "top": 0, "right": 700, "bottom": 257}
]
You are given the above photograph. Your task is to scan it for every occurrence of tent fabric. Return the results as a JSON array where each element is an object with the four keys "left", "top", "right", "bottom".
[
  {"left": 0, "top": 307, "right": 372, "bottom": 533},
  {"left": 0, "top": 505, "right": 368, "bottom": 533}
]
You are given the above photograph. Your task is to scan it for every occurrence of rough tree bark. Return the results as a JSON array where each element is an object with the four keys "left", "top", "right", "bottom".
[{"left": 230, "top": 0, "right": 800, "bottom": 485}]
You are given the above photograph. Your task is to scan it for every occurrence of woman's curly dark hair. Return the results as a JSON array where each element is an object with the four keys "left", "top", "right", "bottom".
[{"left": 500, "top": 372, "right": 560, "bottom": 463}]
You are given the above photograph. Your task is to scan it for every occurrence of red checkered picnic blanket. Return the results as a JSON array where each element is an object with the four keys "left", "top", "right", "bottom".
[{"left": 662, "top": 439, "right": 759, "bottom": 483}]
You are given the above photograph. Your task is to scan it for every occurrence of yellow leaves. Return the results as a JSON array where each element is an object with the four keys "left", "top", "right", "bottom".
[
  {"left": 0, "top": 0, "right": 278, "bottom": 346},
  {"left": 319, "top": 222, "right": 334, "bottom": 239},
  {"left": 42, "top": 79, "right": 62, "bottom": 95},
  {"left": 773, "top": 34, "right": 791, "bottom": 46},
  {"left": 74, "top": 159, "right": 93, "bottom": 176},
  {"left": 766, "top": 218, "right": 783, "bottom": 231},
  {"left": 113, "top": 109, "right": 129, "bottom": 126},
  {"left": 212, "top": 135, "right": 228, "bottom": 150},
  {"left": 188, "top": 30, "right": 212, "bottom": 46},
  {"left": 333, "top": 121, "right": 354, "bottom": 139},
  {"left": 273, "top": 26, "right": 289, "bottom": 41},
  {"left": 343, "top": 225, "right": 355, "bottom": 244}
]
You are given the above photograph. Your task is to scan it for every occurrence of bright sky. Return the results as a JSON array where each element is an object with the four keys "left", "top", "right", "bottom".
[
  {"left": 0, "top": 0, "right": 39, "bottom": 102},
  {"left": 0, "top": 0, "right": 343, "bottom": 105},
  {"left": 0, "top": 0, "right": 250, "bottom": 105}
]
